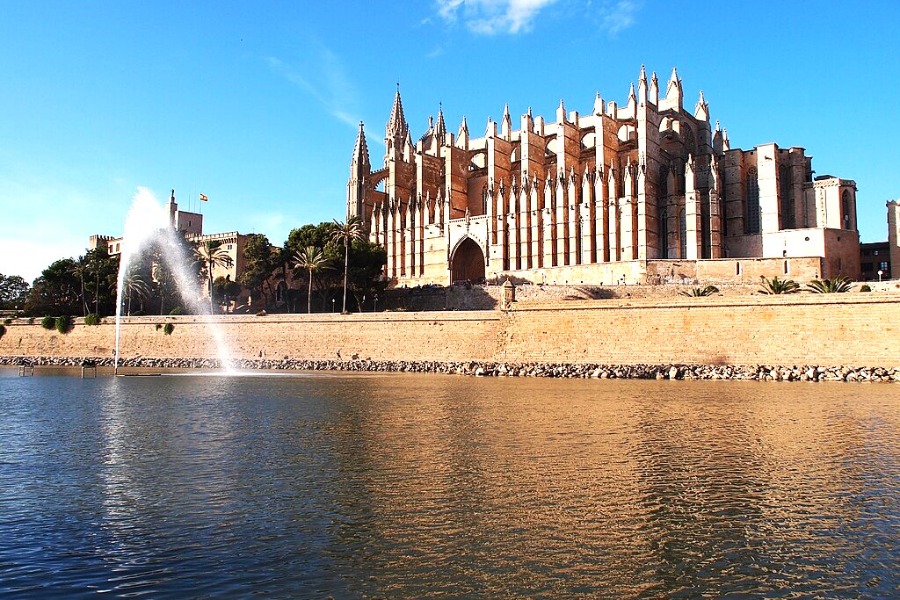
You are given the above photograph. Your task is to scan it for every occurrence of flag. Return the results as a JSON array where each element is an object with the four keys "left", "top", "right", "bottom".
[{"left": 199, "top": 193, "right": 208, "bottom": 202}]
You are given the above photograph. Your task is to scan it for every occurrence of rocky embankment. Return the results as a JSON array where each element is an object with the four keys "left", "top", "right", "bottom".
[{"left": 2, "top": 356, "right": 898, "bottom": 383}]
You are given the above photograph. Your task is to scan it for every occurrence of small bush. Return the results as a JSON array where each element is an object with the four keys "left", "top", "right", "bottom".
[
  {"left": 55, "top": 315, "right": 73, "bottom": 334},
  {"left": 155, "top": 323, "right": 163, "bottom": 331},
  {"left": 27, "top": 317, "right": 35, "bottom": 325},
  {"left": 859, "top": 284, "right": 872, "bottom": 292},
  {"left": 41, "top": 316, "right": 56, "bottom": 330},
  {"left": 169, "top": 306, "right": 186, "bottom": 315},
  {"left": 163, "top": 323, "right": 175, "bottom": 335},
  {"left": 2, "top": 318, "right": 11, "bottom": 325},
  {"left": 84, "top": 313, "right": 101, "bottom": 325}
]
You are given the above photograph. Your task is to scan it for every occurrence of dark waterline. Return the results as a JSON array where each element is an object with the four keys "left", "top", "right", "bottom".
[{"left": 1, "top": 369, "right": 898, "bottom": 598}]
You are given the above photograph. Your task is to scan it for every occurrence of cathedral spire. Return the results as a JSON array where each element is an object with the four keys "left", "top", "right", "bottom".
[
  {"left": 501, "top": 103, "right": 512, "bottom": 140},
  {"left": 351, "top": 121, "right": 370, "bottom": 169},
  {"left": 435, "top": 103, "right": 447, "bottom": 140},
  {"left": 457, "top": 115, "right": 469, "bottom": 148},
  {"left": 694, "top": 90, "right": 709, "bottom": 121},
  {"left": 638, "top": 65, "right": 648, "bottom": 104},
  {"left": 386, "top": 85, "right": 409, "bottom": 140},
  {"left": 665, "top": 67, "right": 683, "bottom": 108}
]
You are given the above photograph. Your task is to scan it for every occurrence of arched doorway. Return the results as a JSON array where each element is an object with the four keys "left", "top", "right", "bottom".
[{"left": 450, "top": 238, "right": 486, "bottom": 284}]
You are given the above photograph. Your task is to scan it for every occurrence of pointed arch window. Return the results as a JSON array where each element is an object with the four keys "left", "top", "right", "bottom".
[{"left": 745, "top": 167, "right": 760, "bottom": 234}]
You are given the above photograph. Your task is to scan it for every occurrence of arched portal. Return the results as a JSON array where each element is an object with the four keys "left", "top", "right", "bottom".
[{"left": 450, "top": 237, "right": 486, "bottom": 284}]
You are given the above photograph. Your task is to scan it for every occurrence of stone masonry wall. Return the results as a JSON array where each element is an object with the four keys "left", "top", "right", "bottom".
[
  {"left": 2, "top": 295, "right": 898, "bottom": 367},
  {"left": 498, "top": 295, "right": 899, "bottom": 366}
]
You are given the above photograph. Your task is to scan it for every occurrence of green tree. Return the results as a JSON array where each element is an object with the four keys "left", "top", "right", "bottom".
[
  {"left": 758, "top": 275, "right": 800, "bottom": 295},
  {"left": 212, "top": 276, "right": 242, "bottom": 312},
  {"left": 73, "top": 255, "right": 91, "bottom": 316},
  {"left": 293, "top": 246, "right": 330, "bottom": 314},
  {"left": 806, "top": 276, "right": 853, "bottom": 293},
  {"left": 330, "top": 217, "right": 365, "bottom": 313},
  {"left": 83, "top": 246, "right": 119, "bottom": 316},
  {"left": 0, "top": 274, "right": 30, "bottom": 310},
  {"left": 194, "top": 240, "right": 234, "bottom": 313},
  {"left": 25, "top": 258, "right": 81, "bottom": 316},
  {"left": 240, "top": 234, "right": 275, "bottom": 310},
  {"left": 123, "top": 272, "right": 151, "bottom": 315},
  {"left": 347, "top": 238, "right": 387, "bottom": 311}
]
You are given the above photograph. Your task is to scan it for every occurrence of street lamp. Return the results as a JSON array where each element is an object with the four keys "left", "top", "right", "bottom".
[
  {"left": 332, "top": 298, "right": 335, "bottom": 313},
  {"left": 374, "top": 294, "right": 378, "bottom": 312},
  {"left": 878, "top": 270, "right": 883, "bottom": 282}
]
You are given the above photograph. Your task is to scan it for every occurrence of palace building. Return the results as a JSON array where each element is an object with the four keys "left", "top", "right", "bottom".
[{"left": 347, "top": 67, "right": 861, "bottom": 286}]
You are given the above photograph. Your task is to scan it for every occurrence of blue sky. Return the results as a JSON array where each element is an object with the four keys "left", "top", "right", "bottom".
[{"left": 2, "top": 0, "right": 898, "bottom": 281}]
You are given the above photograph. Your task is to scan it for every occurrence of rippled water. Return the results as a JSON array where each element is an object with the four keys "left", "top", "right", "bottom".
[{"left": 1, "top": 369, "right": 898, "bottom": 598}]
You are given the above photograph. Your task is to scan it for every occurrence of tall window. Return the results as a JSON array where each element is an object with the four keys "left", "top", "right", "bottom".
[
  {"left": 780, "top": 164, "right": 795, "bottom": 229},
  {"left": 658, "top": 206, "right": 669, "bottom": 258},
  {"left": 842, "top": 189, "right": 853, "bottom": 230},
  {"left": 679, "top": 208, "right": 687, "bottom": 258},
  {"left": 745, "top": 167, "right": 760, "bottom": 234},
  {"left": 658, "top": 166, "right": 669, "bottom": 258}
]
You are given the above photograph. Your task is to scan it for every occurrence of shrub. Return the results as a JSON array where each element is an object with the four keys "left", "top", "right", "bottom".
[
  {"left": 807, "top": 276, "right": 853, "bottom": 294},
  {"left": 680, "top": 285, "right": 719, "bottom": 297},
  {"left": 41, "top": 316, "right": 56, "bottom": 330},
  {"left": 2, "top": 318, "right": 11, "bottom": 325},
  {"left": 759, "top": 276, "right": 800, "bottom": 294},
  {"left": 155, "top": 323, "right": 163, "bottom": 331},
  {"left": 84, "top": 313, "right": 101, "bottom": 325},
  {"left": 169, "top": 306, "right": 186, "bottom": 315},
  {"left": 27, "top": 317, "right": 34, "bottom": 325},
  {"left": 55, "top": 315, "right": 73, "bottom": 334},
  {"left": 163, "top": 323, "right": 175, "bottom": 335},
  {"left": 859, "top": 284, "right": 872, "bottom": 292}
]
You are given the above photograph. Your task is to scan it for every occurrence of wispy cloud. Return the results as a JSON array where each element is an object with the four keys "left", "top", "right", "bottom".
[
  {"left": 599, "top": 0, "right": 639, "bottom": 35},
  {"left": 265, "top": 42, "right": 359, "bottom": 128},
  {"left": 435, "top": 0, "right": 560, "bottom": 35}
]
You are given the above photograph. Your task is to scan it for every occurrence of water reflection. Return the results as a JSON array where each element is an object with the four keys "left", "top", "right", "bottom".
[{"left": 0, "top": 371, "right": 897, "bottom": 598}]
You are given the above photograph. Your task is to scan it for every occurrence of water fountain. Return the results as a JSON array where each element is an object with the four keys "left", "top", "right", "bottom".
[{"left": 114, "top": 188, "right": 236, "bottom": 374}]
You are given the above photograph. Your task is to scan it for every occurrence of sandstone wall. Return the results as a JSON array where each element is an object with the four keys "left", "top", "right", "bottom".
[
  {"left": 498, "top": 295, "right": 899, "bottom": 366},
  {"left": 2, "top": 295, "right": 898, "bottom": 367}
]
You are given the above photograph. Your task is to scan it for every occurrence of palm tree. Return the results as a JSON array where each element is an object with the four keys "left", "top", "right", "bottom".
[
  {"left": 680, "top": 285, "right": 719, "bottom": 297},
  {"left": 807, "top": 276, "right": 853, "bottom": 293},
  {"left": 73, "top": 255, "right": 90, "bottom": 316},
  {"left": 330, "top": 217, "right": 364, "bottom": 314},
  {"left": 759, "top": 275, "right": 800, "bottom": 294},
  {"left": 293, "top": 246, "right": 330, "bottom": 314},
  {"left": 123, "top": 273, "right": 150, "bottom": 315},
  {"left": 195, "top": 241, "right": 234, "bottom": 313}
]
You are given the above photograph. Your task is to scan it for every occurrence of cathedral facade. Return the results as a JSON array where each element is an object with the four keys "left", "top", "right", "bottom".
[{"left": 348, "top": 67, "right": 860, "bottom": 286}]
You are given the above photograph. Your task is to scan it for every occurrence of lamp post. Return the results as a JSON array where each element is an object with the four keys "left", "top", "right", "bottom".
[
  {"left": 332, "top": 298, "right": 335, "bottom": 313},
  {"left": 374, "top": 294, "right": 378, "bottom": 312},
  {"left": 878, "top": 270, "right": 883, "bottom": 282}
]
